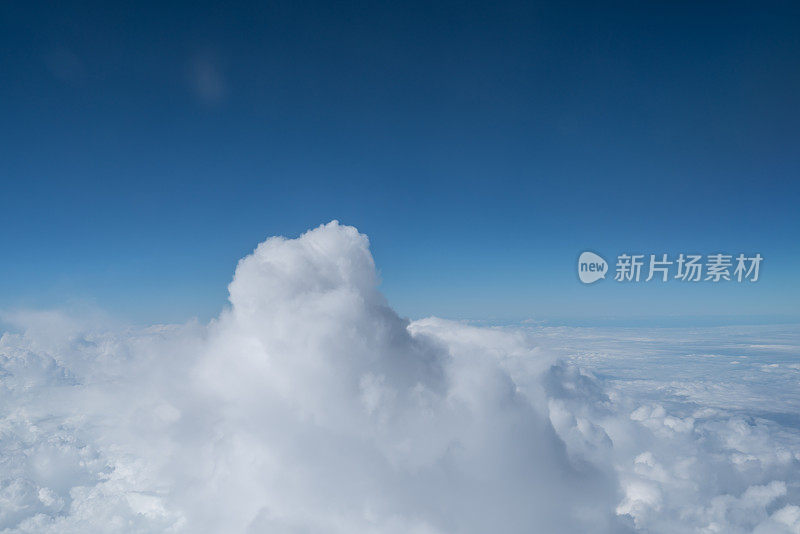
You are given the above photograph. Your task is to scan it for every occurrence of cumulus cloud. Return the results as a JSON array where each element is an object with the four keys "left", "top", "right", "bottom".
[{"left": 0, "top": 222, "right": 798, "bottom": 533}]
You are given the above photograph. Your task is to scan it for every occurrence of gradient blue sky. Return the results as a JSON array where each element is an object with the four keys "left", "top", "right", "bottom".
[{"left": 1, "top": 1, "right": 798, "bottom": 325}]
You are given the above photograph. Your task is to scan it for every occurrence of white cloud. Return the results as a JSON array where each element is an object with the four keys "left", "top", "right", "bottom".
[{"left": 0, "top": 221, "right": 798, "bottom": 533}]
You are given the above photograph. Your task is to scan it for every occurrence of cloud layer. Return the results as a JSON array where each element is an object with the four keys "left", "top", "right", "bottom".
[{"left": 1, "top": 222, "right": 798, "bottom": 532}]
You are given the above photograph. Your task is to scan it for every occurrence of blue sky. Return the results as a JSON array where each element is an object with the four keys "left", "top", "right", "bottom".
[{"left": 1, "top": 1, "right": 798, "bottom": 325}]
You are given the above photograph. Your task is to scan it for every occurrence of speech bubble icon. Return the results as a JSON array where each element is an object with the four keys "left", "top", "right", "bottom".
[{"left": 578, "top": 252, "right": 608, "bottom": 284}]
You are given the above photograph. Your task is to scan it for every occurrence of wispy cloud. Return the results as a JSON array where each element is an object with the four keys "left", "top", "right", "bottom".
[
  {"left": 43, "top": 47, "right": 85, "bottom": 85},
  {"left": 187, "top": 51, "right": 227, "bottom": 105}
]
